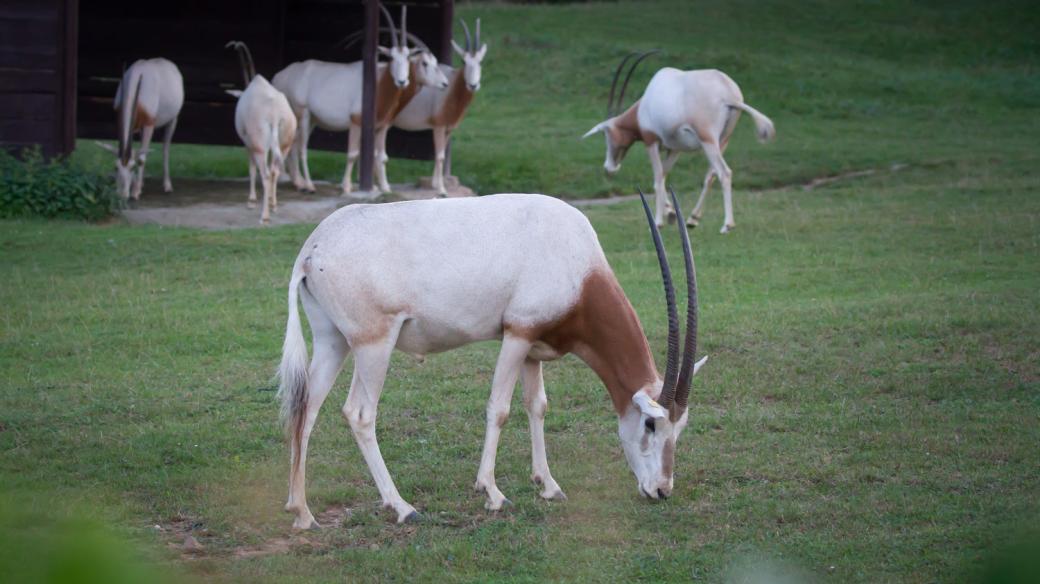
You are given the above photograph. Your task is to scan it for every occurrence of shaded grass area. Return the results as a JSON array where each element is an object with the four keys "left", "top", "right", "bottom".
[
  {"left": 3, "top": 0, "right": 1039, "bottom": 582},
  {"left": 73, "top": 0, "right": 1039, "bottom": 199},
  {"left": 1, "top": 157, "right": 1038, "bottom": 582}
]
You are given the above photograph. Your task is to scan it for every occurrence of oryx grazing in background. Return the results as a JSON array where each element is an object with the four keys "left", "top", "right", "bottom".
[
  {"left": 272, "top": 5, "right": 449, "bottom": 195},
  {"left": 226, "top": 42, "right": 297, "bottom": 225},
  {"left": 277, "top": 189, "right": 707, "bottom": 528},
  {"left": 94, "top": 58, "right": 184, "bottom": 200},
  {"left": 584, "top": 54, "right": 775, "bottom": 233},
  {"left": 381, "top": 18, "right": 488, "bottom": 196}
]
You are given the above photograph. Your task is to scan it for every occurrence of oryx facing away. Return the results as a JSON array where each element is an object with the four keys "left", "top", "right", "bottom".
[
  {"left": 273, "top": 5, "right": 449, "bottom": 195},
  {"left": 278, "top": 189, "right": 707, "bottom": 528},
  {"left": 584, "top": 55, "right": 775, "bottom": 233},
  {"left": 94, "top": 58, "right": 184, "bottom": 200},
  {"left": 226, "top": 42, "right": 297, "bottom": 225},
  {"left": 381, "top": 18, "right": 488, "bottom": 196}
]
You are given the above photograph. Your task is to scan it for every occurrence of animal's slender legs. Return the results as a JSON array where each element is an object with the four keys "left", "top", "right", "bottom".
[
  {"left": 702, "top": 141, "right": 735, "bottom": 233},
  {"left": 374, "top": 127, "right": 392, "bottom": 193},
  {"left": 133, "top": 125, "right": 155, "bottom": 200},
  {"left": 687, "top": 169, "right": 715, "bottom": 227},
  {"left": 646, "top": 142, "right": 670, "bottom": 226},
  {"left": 269, "top": 151, "right": 280, "bottom": 211},
  {"left": 161, "top": 117, "right": 177, "bottom": 193},
  {"left": 522, "top": 358, "right": 565, "bottom": 501},
  {"left": 342, "top": 323, "right": 418, "bottom": 523},
  {"left": 247, "top": 153, "right": 257, "bottom": 208},
  {"left": 285, "top": 287, "right": 350, "bottom": 530},
  {"left": 297, "top": 111, "right": 317, "bottom": 192},
  {"left": 475, "top": 335, "right": 533, "bottom": 510},
  {"left": 342, "top": 124, "right": 361, "bottom": 195},
  {"left": 253, "top": 149, "right": 273, "bottom": 224},
  {"left": 432, "top": 127, "right": 447, "bottom": 196}
]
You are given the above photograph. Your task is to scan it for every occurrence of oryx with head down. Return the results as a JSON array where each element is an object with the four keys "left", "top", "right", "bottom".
[
  {"left": 272, "top": 5, "right": 449, "bottom": 195},
  {"left": 584, "top": 55, "right": 775, "bottom": 233},
  {"left": 277, "top": 188, "right": 707, "bottom": 528},
  {"left": 95, "top": 58, "right": 184, "bottom": 200}
]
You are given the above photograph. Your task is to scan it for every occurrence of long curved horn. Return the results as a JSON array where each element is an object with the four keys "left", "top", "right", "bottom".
[
  {"left": 378, "top": 2, "right": 398, "bottom": 47},
  {"left": 668, "top": 188, "right": 699, "bottom": 417},
  {"left": 607, "top": 52, "right": 639, "bottom": 117},
  {"left": 400, "top": 5, "right": 407, "bottom": 48},
  {"left": 339, "top": 28, "right": 430, "bottom": 53},
  {"left": 460, "top": 18, "right": 472, "bottom": 53},
  {"left": 225, "top": 41, "right": 255, "bottom": 86},
  {"left": 616, "top": 49, "right": 659, "bottom": 116},
  {"left": 475, "top": 18, "right": 481, "bottom": 48},
  {"left": 638, "top": 188, "right": 680, "bottom": 409}
]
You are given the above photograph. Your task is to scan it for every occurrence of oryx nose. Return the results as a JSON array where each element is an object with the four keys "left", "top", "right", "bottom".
[{"left": 657, "top": 487, "right": 670, "bottom": 500}]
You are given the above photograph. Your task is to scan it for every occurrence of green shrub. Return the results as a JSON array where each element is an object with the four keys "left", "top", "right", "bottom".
[{"left": 0, "top": 147, "right": 120, "bottom": 221}]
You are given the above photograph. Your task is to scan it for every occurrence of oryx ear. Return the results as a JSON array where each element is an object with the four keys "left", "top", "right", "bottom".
[
  {"left": 475, "top": 43, "right": 487, "bottom": 61},
  {"left": 581, "top": 120, "right": 609, "bottom": 140},
  {"left": 450, "top": 40, "right": 466, "bottom": 58},
  {"left": 377, "top": 45, "right": 393, "bottom": 56},
  {"left": 632, "top": 391, "right": 667, "bottom": 419},
  {"left": 94, "top": 141, "right": 118, "bottom": 154},
  {"left": 408, "top": 47, "right": 424, "bottom": 57},
  {"left": 692, "top": 355, "right": 708, "bottom": 376},
  {"left": 225, "top": 89, "right": 243, "bottom": 98}
]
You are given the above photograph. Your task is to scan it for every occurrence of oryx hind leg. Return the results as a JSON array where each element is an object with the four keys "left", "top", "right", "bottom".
[
  {"left": 285, "top": 284, "right": 350, "bottom": 530},
  {"left": 341, "top": 320, "right": 418, "bottom": 523},
  {"left": 522, "top": 358, "right": 565, "bottom": 501}
]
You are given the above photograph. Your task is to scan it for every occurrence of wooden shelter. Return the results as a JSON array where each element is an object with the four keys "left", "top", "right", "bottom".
[{"left": 1, "top": 0, "right": 454, "bottom": 189}]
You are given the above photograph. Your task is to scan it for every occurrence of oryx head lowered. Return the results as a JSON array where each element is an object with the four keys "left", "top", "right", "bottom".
[
  {"left": 94, "top": 69, "right": 145, "bottom": 200},
  {"left": 582, "top": 50, "right": 658, "bottom": 175},
  {"left": 451, "top": 18, "right": 487, "bottom": 92},
  {"left": 621, "top": 187, "right": 708, "bottom": 499}
]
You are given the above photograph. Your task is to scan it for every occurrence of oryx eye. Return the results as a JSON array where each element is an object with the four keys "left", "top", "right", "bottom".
[{"left": 644, "top": 418, "right": 656, "bottom": 434}]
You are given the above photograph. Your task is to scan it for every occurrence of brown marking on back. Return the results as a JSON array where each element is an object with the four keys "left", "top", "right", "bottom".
[
  {"left": 431, "top": 69, "right": 474, "bottom": 129},
  {"left": 508, "top": 269, "right": 658, "bottom": 414}
]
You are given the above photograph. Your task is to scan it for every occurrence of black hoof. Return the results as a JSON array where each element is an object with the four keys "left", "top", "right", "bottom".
[
  {"left": 402, "top": 511, "right": 421, "bottom": 524},
  {"left": 501, "top": 498, "right": 513, "bottom": 508}
]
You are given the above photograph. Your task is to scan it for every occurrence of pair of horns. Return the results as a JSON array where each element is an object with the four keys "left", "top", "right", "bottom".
[
  {"left": 608, "top": 50, "right": 658, "bottom": 118},
  {"left": 378, "top": 3, "right": 408, "bottom": 49},
  {"left": 117, "top": 69, "right": 143, "bottom": 164},
  {"left": 638, "top": 187, "right": 699, "bottom": 419},
  {"left": 339, "top": 27, "right": 430, "bottom": 53},
  {"left": 225, "top": 41, "right": 256, "bottom": 88},
  {"left": 460, "top": 18, "right": 481, "bottom": 53}
]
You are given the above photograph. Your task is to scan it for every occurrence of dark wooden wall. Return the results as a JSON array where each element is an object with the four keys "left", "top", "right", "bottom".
[
  {"left": 0, "top": 0, "right": 77, "bottom": 158},
  {"left": 77, "top": 0, "right": 451, "bottom": 160}
]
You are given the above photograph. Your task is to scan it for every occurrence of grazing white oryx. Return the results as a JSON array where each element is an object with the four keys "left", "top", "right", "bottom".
[
  {"left": 380, "top": 18, "right": 487, "bottom": 196},
  {"left": 226, "top": 42, "right": 297, "bottom": 225},
  {"left": 94, "top": 58, "right": 184, "bottom": 200},
  {"left": 583, "top": 54, "right": 775, "bottom": 232},
  {"left": 278, "top": 189, "right": 707, "bottom": 528},
  {"left": 272, "top": 6, "right": 449, "bottom": 195}
]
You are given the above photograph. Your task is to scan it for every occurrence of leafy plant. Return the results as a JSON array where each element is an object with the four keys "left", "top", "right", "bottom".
[{"left": 0, "top": 147, "right": 120, "bottom": 221}]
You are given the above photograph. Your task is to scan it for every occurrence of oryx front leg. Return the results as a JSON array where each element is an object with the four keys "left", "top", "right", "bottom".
[
  {"left": 522, "top": 359, "right": 565, "bottom": 501},
  {"left": 295, "top": 111, "right": 318, "bottom": 193},
  {"left": 432, "top": 127, "right": 448, "bottom": 197},
  {"left": 161, "top": 117, "right": 177, "bottom": 193},
  {"left": 374, "top": 127, "right": 391, "bottom": 194},
  {"left": 247, "top": 154, "right": 258, "bottom": 208},
  {"left": 133, "top": 125, "right": 156, "bottom": 200},
  {"left": 702, "top": 141, "right": 735, "bottom": 233},
  {"left": 647, "top": 142, "right": 672, "bottom": 226},
  {"left": 285, "top": 290, "right": 349, "bottom": 530},
  {"left": 343, "top": 330, "right": 418, "bottom": 524},
  {"left": 687, "top": 168, "right": 716, "bottom": 228},
  {"left": 475, "top": 335, "right": 532, "bottom": 511},
  {"left": 342, "top": 124, "right": 360, "bottom": 196}
]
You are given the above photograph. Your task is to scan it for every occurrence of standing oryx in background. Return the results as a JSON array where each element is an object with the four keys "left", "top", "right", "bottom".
[
  {"left": 583, "top": 55, "right": 775, "bottom": 233},
  {"left": 226, "top": 42, "right": 297, "bottom": 225},
  {"left": 381, "top": 18, "right": 487, "bottom": 196},
  {"left": 277, "top": 189, "right": 707, "bottom": 528},
  {"left": 273, "top": 5, "right": 449, "bottom": 195},
  {"left": 94, "top": 58, "right": 184, "bottom": 200}
]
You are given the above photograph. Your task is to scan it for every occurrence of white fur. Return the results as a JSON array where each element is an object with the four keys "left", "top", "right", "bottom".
[
  {"left": 232, "top": 75, "right": 297, "bottom": 224},
  {"left": 97, "top": 58, "right": 183, "bottom": 200},
  {"left": 584, "top": 67, "right": 775, "bottom": 232}
]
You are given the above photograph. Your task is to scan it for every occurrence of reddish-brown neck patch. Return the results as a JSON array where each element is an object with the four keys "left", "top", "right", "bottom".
[
  {"left": 611, "top": 100, "right": 658, "bottom": 146},
  {"left": 516, "top": 269, "right": 658, "bottom": 414},
  {"left": 431, "top": 68, "right": 474, "bottom": 129},
  {"left": 352, "top": 67, "right": 407, "bottom": 126},
  {"left": 388, "top": 62, "right": 424, "bottom": 120}
]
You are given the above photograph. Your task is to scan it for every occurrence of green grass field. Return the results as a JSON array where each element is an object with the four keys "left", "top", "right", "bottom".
[{"left": 3, "top": 0, "right": 1040, "bottom": 582}]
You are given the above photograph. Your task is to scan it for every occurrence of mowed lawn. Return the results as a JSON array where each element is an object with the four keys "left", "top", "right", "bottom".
[{"left": 3, "top": 1, "right": 1040, "bottom": 582}]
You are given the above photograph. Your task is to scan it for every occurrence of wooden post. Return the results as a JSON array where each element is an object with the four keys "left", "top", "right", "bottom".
[
  {"left": 61, "top": 0, "right": 78, "bottom": 156},
  {"left": 440, "top": 0, "right": 453, "bottom": 179},
  {"left": 359, "top": 0, "right": 379, "bottom": 192}
]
